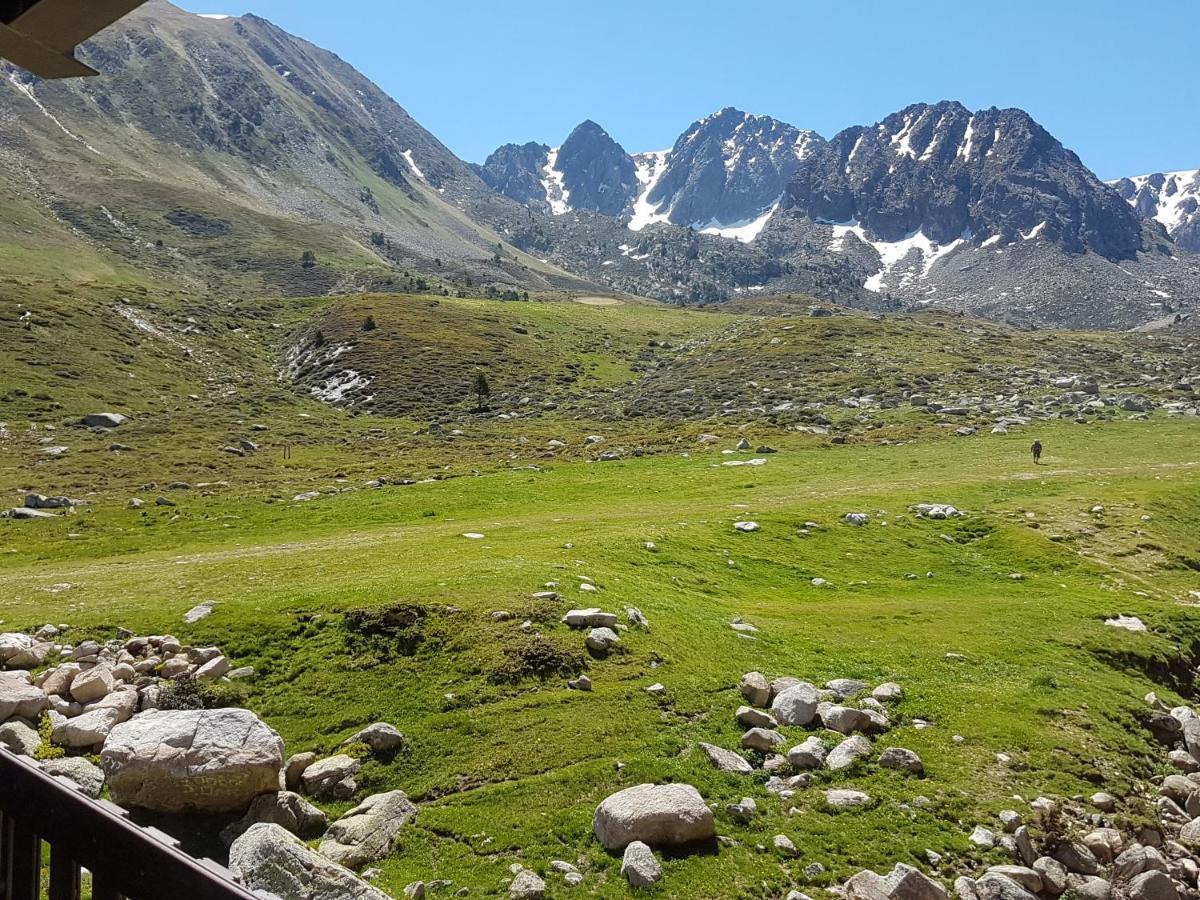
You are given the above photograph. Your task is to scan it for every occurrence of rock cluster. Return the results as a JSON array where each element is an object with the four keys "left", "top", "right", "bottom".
[{"left": 1, "top": 624, "right": 414, "bottom": 900}]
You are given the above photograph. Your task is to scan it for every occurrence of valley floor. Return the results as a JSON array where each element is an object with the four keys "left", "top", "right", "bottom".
[{"left": 3, "top": 413, "right": 1200, "bottom": 897}]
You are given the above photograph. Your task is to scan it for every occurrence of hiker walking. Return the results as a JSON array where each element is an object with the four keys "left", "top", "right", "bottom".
[{"left": 1031, "top": 440, "right": 1043, "bottom": 464}]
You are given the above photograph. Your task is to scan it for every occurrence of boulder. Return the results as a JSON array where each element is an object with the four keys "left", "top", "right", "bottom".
[
  {"left": 736, "top": 705, "right": 778, "bottom": 729},
  {"left": 101, "top": 708, "right": 284, "bottom": 813},
  {"left": 775, "top": 834, "right": 799, "bottom": 857},
  {"left": 826, "top": 735, "right": 872, "bottom": 771},
  {"left": 0, "top": 632, "right": 36, "bottom": 663},
  {"left": 283, "top": 752, "right": 317, "bottom": 790},
  {"left": 52, "top": 707, "right": 121, "bottom": 748},
  {"left": 195, "top": 656, "right": 230, "bottom": 682},
  {"left": 0, "top": 719, "right": 41, "bottom": 756},
  {"left": 1054, "top": 841, "right": 1101, "bottom": 876},
  {"left": 319, "top": 791, "right": 418, "bottom": 869},
  {"left": 970, "top": 826, "right": 996, "bottom": 849},
  {"left": 592, "top": 783, "right": 715, "bottom": 850},
  {"left": 975, "top": 874, "right": 1040, "bottom": 900},
  {"left": 1160, "top": 774, "right": 1193, "bottom": 803},
  {"left": 1014, "top": 826, "right": 1036, "bottom": 866},
  {"left": 727, "top": 796, "right": 756, "bottom": 823},
  {"left": 1082, "top": 828, "right": 1123, "bottom": 863},
  {"left": 879, "top": 747, "right": 924, "bottom": 775},
  {"left": 300, "top": 755, "right": 361, "bottom": 801},
  {"left": 70, "top": 665, "right": 114, "bottom": 703},
  {"left": 229, "top": 823, "right": 391, "bottom": 900},
  {"left": 872, "top": 682, "right": 904, "bottom": 702},
  {"left": 1114, "top": 846, "right": 1169, "bottom": 880},
  {"left": 699, "top": 742, "right": 752, "bottom": 774},
  {"left": 562, "top": 609, "right": 618, "bottom": 629},
  {"left": 986, "top": 867, "right": 1042, "bottom": 894},
  {"left": 7, "top": 640, "right": 54, "bottom": 668},
  {"left": 1128, "top": 871, "right": 1178, "bottom": 900},
  {"left": 741, "top": 727, "right": 786, "bottom": 752},
  {"left": 826, "top": 789, "right": 871, "bottom": 809},
  {"left": 1180, "top": 818, "right": 1200, "bottom": 849},
  {"left": 739, "top": 672, "right": 770, "bottom": 706},
  {"left": 1033, "top": 858, "right": 1068, "bottom": 895},
  {"left": 585, "top": 627, "right": 620, "bottom": 654},
  {"left": 771, "top": 682, "right": 819, "bottom": 726},
  {"left": 344, "top": 723, "right": 405, "bottom": 754},
  {"left": 845, "top": 863, "right": 947, "bottom": 900},
  {"left": 1067, "top": 876, "right": 1112, "bottom": 900},
  {"left": 621, "top": 841, "right": 662, "bottom": 888},
  {"left": 509, "top": 870, "right": 545, "bottom": 899},
  {"left": 222, "top": 791, "right": 329, "bottom": 844},
  {"left": 823, "top": 705, "right": 871, "bottom": 734},
  {"left": 788, "top": 736, "right": 828, "bottom": 769},
  {"left": 41, "top": 757, "right": 104, "bottom": 798},
  {"left": 0, "top": 674, "right": 49, "bottom": 720}
]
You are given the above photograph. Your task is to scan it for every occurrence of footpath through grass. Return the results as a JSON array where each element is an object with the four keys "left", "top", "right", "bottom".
[{"left": 2, "top": 420, "right": 1199, "bottom": 897}]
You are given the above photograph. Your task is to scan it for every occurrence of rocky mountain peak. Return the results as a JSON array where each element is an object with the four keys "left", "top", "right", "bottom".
[
  {"left": 553, "top": 120, "right": 639, "bottom": 217},
  {"left": 645, "top": 107, "right": 823, "bottom": 233},
  {"left": 785, "top": 100, "right": 1145, "bottom": 258}
]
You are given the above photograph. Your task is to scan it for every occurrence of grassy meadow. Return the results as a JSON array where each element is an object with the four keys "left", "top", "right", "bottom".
[{"left": 2, "top": 289, "right": 1199, "bottom": 897}]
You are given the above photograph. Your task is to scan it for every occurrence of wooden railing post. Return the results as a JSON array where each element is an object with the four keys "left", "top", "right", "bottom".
[
  {"left": 48, "top": 845, "right": 81, "bottom": 900},
  {"left": 7, "top": 821, "right": 39, "bottom": 900}
]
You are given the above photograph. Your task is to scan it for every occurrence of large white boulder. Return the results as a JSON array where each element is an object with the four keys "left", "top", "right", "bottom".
[
  {"left": 101, "top": 708, "right": 284, "bottom": 813},
  {"left": 229, "top": 823, "right": 392, "bottom": 900},
  {"left": 592, "top": 783, "right": 715, "bottom": 851}
]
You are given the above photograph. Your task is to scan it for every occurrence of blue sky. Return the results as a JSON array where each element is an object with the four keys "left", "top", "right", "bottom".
[{"left": 178, "top": 0, "right": 1198, "bottom": 179}]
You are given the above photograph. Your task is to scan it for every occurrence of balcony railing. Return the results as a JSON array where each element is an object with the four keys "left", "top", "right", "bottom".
[{"left": 0, "top": 747, "right": 261, "bottom": 900}]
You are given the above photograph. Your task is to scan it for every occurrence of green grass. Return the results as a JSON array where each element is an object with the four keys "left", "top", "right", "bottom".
[{"left": 3, "top": 413, "right": 1198, "bottom": 898}]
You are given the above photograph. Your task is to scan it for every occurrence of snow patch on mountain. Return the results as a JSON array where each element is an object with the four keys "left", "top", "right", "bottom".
[
  {"left": 698, "top": 199, "right": 779, "bottom": 242},
  {"left": 628, "top": 150, "right": 671, "bottom": 231},
  {"left": 826, "top": 221, "right": 969, "bottom": 292},
  {"left": 402, "top": 150, "right": 426, "bottom": 182},
  {"left": 542, "top": 148, "right": 570, "bottom": 215}
]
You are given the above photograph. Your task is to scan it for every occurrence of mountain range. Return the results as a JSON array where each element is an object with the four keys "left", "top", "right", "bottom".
[{"left": 0, "top": 0, "right": 1196, "bottom": 329}]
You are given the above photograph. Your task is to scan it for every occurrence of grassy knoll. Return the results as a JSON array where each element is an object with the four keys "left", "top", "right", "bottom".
[{"left": 3, "top": 411, "right": 1198, "bottom": 897}]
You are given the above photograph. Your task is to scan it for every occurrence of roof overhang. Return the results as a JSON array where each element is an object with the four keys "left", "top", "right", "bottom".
[{"left": 0, "top": 0, "right": 149, "bottom": 78}]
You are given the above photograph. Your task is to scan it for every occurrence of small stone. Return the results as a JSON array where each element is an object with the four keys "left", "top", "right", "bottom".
[
  {"left": 509, "top": 870, "right": 545, "bottom": 899},
  {"left": 774, "top": 834, "right": 799, "bottom": 857},
  {"left": 879, "top": 747, "right": 924, "bottom": 775},
  {"left": 970, "top": 825, "right": 996, "bottom": 849},
  {"left": 826, "top": 789, "right": 871, "bottom": 809}
]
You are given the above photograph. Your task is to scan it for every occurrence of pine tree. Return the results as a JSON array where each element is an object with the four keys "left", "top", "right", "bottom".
[{"left": 471, "top": 371, "right": 491, "bottom": 411}]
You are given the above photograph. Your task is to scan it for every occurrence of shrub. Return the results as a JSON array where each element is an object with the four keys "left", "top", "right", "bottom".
[
  {"left": 344, "top": 603, "right": 427, "bottom": 659},
  {"left": 489, "top": 634, "right": 587, "bottom": 684},
  {"left": 157, "top": 673, "right": 249, "bottom": 710},
  {"left": 34, "top": 715, "right": 65, "bottom": 761}
]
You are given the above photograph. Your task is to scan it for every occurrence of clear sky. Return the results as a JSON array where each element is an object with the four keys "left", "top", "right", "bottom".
[{"left": 177, "top": 0, "right": 1197, "bottom": 179}]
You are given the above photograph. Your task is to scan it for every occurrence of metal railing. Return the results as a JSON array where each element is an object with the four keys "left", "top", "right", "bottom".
[{"left": 0, "top": 748, "right": 260, "bottom": 900}]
